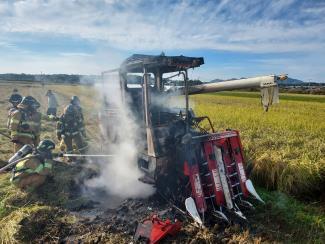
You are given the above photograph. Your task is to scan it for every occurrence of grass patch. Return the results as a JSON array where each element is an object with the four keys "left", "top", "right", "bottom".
[
  {"left": 250, "top": 188, "right": 325, "bottom": 243},
  {"left": 0, "top": 161, "right": 94, "bottom": 243},
  {"left": 0, "top": 174, "right": 29, "bottom": 219}
]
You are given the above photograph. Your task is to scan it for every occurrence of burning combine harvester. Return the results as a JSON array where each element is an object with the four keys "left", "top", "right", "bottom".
[{"left": 102, "top": 54, "right": 286, "bottom": 225}]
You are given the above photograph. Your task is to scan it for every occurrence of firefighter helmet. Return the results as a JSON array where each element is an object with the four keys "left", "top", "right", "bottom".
[
  {"left": 20, "top": 96, "right": 41, "bottom": 110},
  {"left": 64, "top": 104, "right": 76, "bottom": 115},
  {"left": 9, "top": 94, "right": 22, "bottom": 105},
  {"left": 37, "top": 139, "right": 55, "bottom": 152},
  {"left": 70, "top": 96, "right": 80, "bottom": 106}
]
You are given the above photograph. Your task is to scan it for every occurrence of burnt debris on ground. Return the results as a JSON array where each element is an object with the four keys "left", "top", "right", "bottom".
[{"left": 1, "top": 157, "right": 320, "bottom": 243}]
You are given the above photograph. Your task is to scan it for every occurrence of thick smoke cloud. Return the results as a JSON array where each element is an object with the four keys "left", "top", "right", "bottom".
[{"left": 86, "top": 72, "right": 155, "bottom": 199}]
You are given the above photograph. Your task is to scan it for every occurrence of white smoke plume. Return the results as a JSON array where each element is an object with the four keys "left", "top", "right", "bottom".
[{"left": 86, "top": 72, "right": 155, "bottom": 199}]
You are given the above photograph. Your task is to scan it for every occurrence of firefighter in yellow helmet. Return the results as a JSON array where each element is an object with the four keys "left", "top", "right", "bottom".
[
  {"left": 9, "top": 96, "right": 42, "bottom": 153},
  {"left": 56, "top": 103, "right": 87, "bottom": 155},
  {"left": 70, "top": 95, "right": 87, "bottom": 141},
  {"left": 10, "top": 140, "right": 55, "bottom": 191}
]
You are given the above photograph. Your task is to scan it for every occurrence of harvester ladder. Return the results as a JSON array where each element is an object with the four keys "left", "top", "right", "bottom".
[
  {"left": 217, "top": 139, "right": 243, "bottom": 201},
  {"left": 199, "top": 159, "right": 216, "bottom": 201}
]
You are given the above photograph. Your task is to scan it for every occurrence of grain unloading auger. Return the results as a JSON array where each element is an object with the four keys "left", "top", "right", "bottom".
[{"left": 102, "top": 54, "right": 287, "bottom": 225}]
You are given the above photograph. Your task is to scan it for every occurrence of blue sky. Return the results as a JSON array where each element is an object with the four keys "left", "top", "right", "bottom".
[{"left": 0, "top": 0, "right": 324, "bottom": 82}]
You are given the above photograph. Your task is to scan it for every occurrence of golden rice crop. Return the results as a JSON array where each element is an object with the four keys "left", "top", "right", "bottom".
[{"left": 192, "top": 92, "right": 325, "bottom": 198}]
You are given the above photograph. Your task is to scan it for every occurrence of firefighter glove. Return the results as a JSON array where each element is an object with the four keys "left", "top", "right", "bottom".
[{"left": 11, "top": 139, "right": 20, "bottom": 144}]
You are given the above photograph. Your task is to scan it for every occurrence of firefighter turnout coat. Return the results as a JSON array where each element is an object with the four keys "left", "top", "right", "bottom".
[
  {"left": 56, "top": 105, "right": 87, "bottom": 153},
  {"left": 7, "top": 106, "right": 18, "bottom": 129},
  {"left": 9, "top": 108, "right": 41, "bottom": 152},
  {"left": 10, "top": 154, "right": 52, "bottom": 190}
]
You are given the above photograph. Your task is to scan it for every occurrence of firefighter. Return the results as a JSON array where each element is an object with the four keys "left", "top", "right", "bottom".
[
  {"left": 9, "top": 96, "right": 42, "bottom": 153},
  {"left": 10, "top": 139, "right": 55, "bottom": 191},
  {"left": 70, "top": 96, "right": 86, "bottom": 138},
  {"left": 56, "top": 104, "right": 87, "bottom": 155},
  {"left": 45, "top": 89, "right": 58, "bottom": 116},
  {"left": 7, "top": 93, "right": 23, "bottom": 129}
]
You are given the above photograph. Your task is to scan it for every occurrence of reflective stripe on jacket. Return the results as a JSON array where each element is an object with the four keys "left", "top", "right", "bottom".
[
  {"left": 56, "top": 106, "right": 84, "bottom": 137},
  {"left": 7, "top": 107, "right": 17, "bottom": 129},
  {"left": 9, "top": 109, "right": 41, "bottom": 140},
  {"left": 11, "top": 154, "right": 52, "bottom": 182}
]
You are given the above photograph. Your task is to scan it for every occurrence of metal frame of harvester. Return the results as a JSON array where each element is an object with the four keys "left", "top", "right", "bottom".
[{"left": 102, "top": 54, "right": 286, "bottom": 224}]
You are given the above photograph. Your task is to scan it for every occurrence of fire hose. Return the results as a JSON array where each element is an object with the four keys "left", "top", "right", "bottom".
[
  {"left": 58, "top": 137, "right": 115, "bottom": 158},
  {"left": 0, "top": 153, "right": 115, "bottom": 173},
  {"left": 0, "top": 131, "right": 25, "bottom": 146},
  {"left": 0, "top": 131, "right": 11, "bottom": 140},
  {"left": 62, "top": 154, "right": 115, "bottom": 157},
  {"left": 0, "top": 155, "right": 38, "bottom": 173}
]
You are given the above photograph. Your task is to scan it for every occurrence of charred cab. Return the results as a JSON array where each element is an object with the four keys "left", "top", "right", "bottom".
[{"left": 102, "top": 53, "right": 282, "bottom": 224}]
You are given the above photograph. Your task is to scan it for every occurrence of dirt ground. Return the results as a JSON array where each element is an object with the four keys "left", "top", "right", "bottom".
[{"left": 1, "top": 158, "right": 279, "bottom": 243}]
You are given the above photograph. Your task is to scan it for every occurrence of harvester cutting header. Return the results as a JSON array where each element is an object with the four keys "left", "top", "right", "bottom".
[{"left": 102, "top": 53, "right": 287, "bottom": 224}]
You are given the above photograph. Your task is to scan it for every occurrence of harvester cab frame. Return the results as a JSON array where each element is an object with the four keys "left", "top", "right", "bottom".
[{"left": 102, "top": 53, "right": 286, "bottom": 224}]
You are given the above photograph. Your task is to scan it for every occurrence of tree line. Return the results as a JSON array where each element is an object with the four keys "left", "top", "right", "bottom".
[{"left": 0, "top": 73, "right": 82, "bottom": 84}]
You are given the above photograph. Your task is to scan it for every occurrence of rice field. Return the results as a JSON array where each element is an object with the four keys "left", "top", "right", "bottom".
[
  {"left": 1, "top": 83, "right": 324, "bottom": 198},
  {"left": 192, "top": 91, "right": 325, "bottom": 199},
  {"left": 0, "top": 82, "right": 324, "bottom": 242}
]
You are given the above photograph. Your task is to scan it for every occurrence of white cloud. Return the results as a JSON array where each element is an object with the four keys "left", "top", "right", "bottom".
[
  {"left": 0, "top": 0, "right": 324, "bottom": 81},
  {"left": 0, "top": 47, "right": 124, "bottom": 75},
  {"left": 0, "top": 0, "right": 323, "bottom": 53}
]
